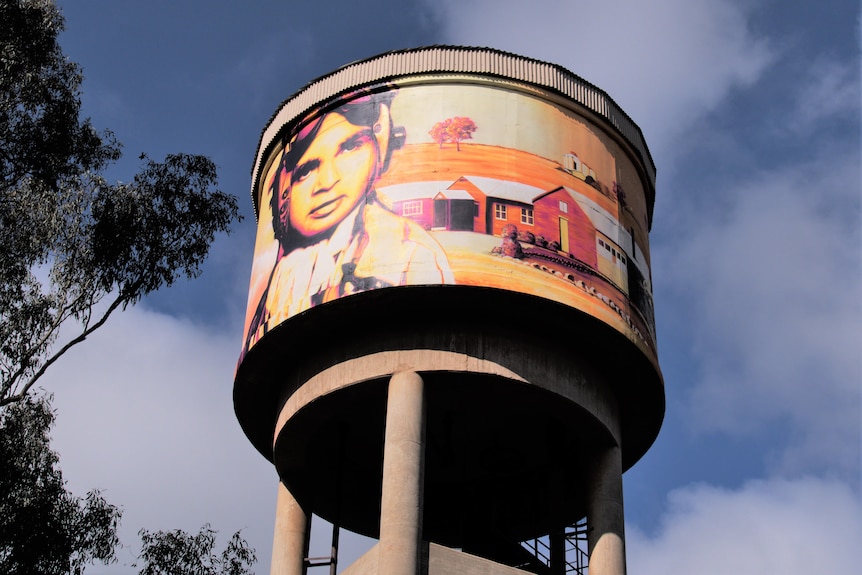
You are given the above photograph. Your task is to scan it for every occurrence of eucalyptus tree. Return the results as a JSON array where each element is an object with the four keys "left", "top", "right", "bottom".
[{"left": 0, "top": 0, "right": 240, "bottom": 406}]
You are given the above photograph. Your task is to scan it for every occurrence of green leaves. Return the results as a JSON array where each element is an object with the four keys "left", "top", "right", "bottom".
[
  {"left": 0, "top": 6, "right": 253, "bottom": 574},
  {"left": 0, "top": 0, "right": 241, "bottom": 406},
  {"left": 1, "top": 152, "right": 241, "bottom": 407},
  {"left": 90, "top": 154, "right": 239, "bottom": 302},
  {"left": 0, "top": 0, "right": 119, "bottom": 193},
  {"left": 136, "top": 525, "right": 257, "bottom": 575},
  {"left": 0, "top": 395, "right": 255, "bottom": 575},
  {"left": 0, "top": 394, "right": 123, "bottom": 575}
]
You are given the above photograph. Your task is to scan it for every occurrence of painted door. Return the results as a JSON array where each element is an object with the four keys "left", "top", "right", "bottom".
[
  {"left": 434, "top": 199, "right": 448, "bottom": 229},
  {"left": 559, "top": 217, "right": 569, "bottom": 252}
]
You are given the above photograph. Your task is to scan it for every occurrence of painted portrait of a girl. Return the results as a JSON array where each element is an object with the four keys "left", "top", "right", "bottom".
[{"left": 243, "top": 88, "right": 453, "bottom": 354}]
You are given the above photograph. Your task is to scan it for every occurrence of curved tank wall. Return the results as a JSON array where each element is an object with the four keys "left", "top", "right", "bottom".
[
  {"left": 233, "top": 46, "right": 664, "bottom": 550},
  {"left": 240, "top": 76, "right": 657, "bottom": 367}
]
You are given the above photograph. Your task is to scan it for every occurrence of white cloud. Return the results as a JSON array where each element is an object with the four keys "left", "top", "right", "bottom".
[
  {"left": 658, "top": 144, "right": 861, "bottom": 479},
  {"left": 426, "top": 0, "right": 861, "bottom": 482},
  {"left": 424, "top": 0, "right": 774, "bottom": 164},
  {"left": 33, "top": 5, "right": 859, "bottom": 575},
  {"left": 628, "top": 477, "right": 862, "bottom": 574},
  {"left": 795, "top": 60, "right": 860, "bottom": 129},
  {"left": 786, "top": 58, "right": 861, "bottom": 135},
  {"left": 44, "top": 306, "right": 277, "bottom": 572}
]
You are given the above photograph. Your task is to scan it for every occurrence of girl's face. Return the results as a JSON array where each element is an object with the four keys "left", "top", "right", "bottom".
[{"left": 285, "top": 111, "right": 378, "bottom": 237}]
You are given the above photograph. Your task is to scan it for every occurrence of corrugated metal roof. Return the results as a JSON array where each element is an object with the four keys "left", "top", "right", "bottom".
[
  {"left": 251, "top": 46, "right": 657, "bottom": 226},
  {"left": 377, "top": 181, "right": 456, "bottom": 203},
  {"left": 435, "top": 189, "right": 476, "bottom": 201},
  {"left": 462, "top": 175, "right": 547, "bottom": 205}
]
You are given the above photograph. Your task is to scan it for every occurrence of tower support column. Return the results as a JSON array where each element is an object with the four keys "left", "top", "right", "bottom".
[
  {"left": 587, "top": 445, "right": 626, "bottom": 575},
  {"left": 378, "top": 370, "right": 425, "bottom": 575},
  {"left": 271, "top": 482, "right": 309, "bottom": 575}
]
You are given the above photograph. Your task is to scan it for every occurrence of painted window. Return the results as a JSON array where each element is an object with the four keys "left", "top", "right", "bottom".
[
  {"left": 520, "top": 208, "right": 534, "bottom": 225},
  {"left": 559, "top": 201, "right": 568, "bottom": 214},
  {"left": 495, "top": 204, "right": 508, "bottom": 220},
  {"left": 402, "top": 200, "right": 423, "bottom": 216}
]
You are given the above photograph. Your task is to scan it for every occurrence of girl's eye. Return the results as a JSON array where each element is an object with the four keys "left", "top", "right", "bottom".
[
  {"left": 291, "top": 159, "right": 319, "bottom": 184},
  {"left": 340, "top": 131, "right": 372, "bottom": 153}
]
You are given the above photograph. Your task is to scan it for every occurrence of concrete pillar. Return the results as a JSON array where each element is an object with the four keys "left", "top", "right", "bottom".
[
  {"left": 587, "top": 445, "right": 626, "bottom": 575},
  {"left": 378, "top": 370, "right": 425, "bottom": 575},
  {"left": 271, "top": 482, "right": 309, "bottom": 575}
]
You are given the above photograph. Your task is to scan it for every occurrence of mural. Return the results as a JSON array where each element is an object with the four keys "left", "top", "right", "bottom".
[{"left": 242, "top": 83, "right": 657, "bottom": 363}]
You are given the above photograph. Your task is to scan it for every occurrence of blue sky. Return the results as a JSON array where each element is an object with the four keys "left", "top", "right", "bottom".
[{"left": 40, "top": 1, "right": 861, "bottom": 573}]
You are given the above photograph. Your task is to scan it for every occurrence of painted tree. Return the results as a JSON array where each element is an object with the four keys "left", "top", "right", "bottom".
[
  {"left": 446, "top": 116, "right": 477, "bottom": 151},
  {"left": 429, "top": 119, "right": 451, "bottom": 148},
  {"left": 0, "top": 0, "right": 241, "bottom": 407},
  {"left": 429, "top": 116, "right": 478, "bottom": 151}
]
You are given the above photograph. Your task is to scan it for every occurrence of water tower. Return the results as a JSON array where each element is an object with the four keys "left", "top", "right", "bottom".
[{"left": 234, "top": 46, "right": 663, "bottom": 575}]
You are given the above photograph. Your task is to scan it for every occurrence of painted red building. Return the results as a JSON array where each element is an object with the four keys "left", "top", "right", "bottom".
[{"left": 532, "top": 186, "right": 598, "bottom": 268}]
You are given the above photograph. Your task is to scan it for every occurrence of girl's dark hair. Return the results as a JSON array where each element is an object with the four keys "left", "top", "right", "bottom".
[{"left": 270, "top": 87, "right": 404, "bottom": 243}]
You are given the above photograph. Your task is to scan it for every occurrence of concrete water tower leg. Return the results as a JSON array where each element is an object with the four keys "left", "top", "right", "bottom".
[
  {"left": 271, "top": 482, "right": 309, "bottom": 575},
  {"left": 378, "top": 370, "right": 426, "bottom": 575},
  {"left": 587, "top": 445, "right": 627, "bottom": 575}
]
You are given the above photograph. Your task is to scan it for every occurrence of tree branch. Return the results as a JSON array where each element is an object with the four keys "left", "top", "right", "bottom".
[
  {"left": 2, "top": 289, "right": 99, "bottom": 399},
  {"left": 0, "top": 287, "right": 133, "bottom": 408}
]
